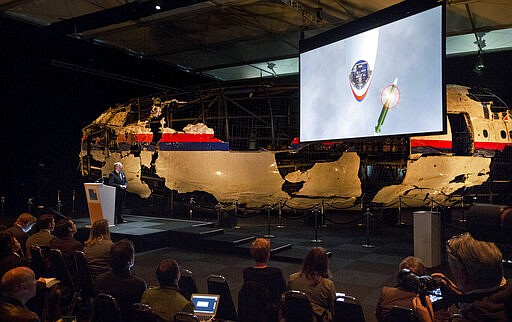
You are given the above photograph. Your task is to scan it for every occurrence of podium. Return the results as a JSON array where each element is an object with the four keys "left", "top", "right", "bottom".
[
  {"left": 413, "top": 211, "right": 441, "bottom": 267},
  {"left": 84, "top": 183, "right": 116, "bottom": 226}
]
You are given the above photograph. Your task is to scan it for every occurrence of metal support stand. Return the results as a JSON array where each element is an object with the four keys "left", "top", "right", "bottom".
[
  {"left": 276, "top": 200, "right": 285, "bottom": 228},
  {"left": 28, "top": 197, "right": 33, "bottom": 213},
  {"left": 263, "top": 205, "right": 274, "bottom": 238},
  {"left": 56, "top": 190, "right": 63, "bottom": 214},
  {"left": 234, "top": 200, "right": 241, "bottom": 229},
  {"left": 1, "top": 197, "right": 5, "bottom": 217},
  {"left": 310, "top": 206, "right": 322, "bottom": 244},
  {"left": 361, "top": 207, "right": 375, "bottom": 248},
  {"left": 71, "top": 190, "right": 76, "bottom": 216},
  {"left": 396, "top": 195, "right": 406, "bottom": 226}
]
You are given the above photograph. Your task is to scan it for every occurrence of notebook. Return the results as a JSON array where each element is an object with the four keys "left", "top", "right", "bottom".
[{"left": 191, "top": 293, "right": 220, "bottom": 321}]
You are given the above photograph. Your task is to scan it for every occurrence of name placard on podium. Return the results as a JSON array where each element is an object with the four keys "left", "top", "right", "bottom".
[{"left": 84, "top": 183, "right": 115, "bottom": 226}]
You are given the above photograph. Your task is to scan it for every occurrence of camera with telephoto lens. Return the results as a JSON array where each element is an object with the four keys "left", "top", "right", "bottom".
[
  {"left": 397, "top": 269, "right": 439, "bottom": 293},
  {"left": 397, "top": 269, "right": 451, "bottom": 310}
]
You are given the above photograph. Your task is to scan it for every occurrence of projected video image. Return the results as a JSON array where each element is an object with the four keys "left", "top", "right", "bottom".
[{"left": 300, "top": 5, "right": 444, "bottom": 142}]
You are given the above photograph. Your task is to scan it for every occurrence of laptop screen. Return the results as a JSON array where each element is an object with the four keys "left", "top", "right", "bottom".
[{"left": 191, "top": 294, "right": 220, "bottom": 315}]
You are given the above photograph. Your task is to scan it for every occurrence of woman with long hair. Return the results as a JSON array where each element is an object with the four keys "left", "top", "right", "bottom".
[
  {"left": 288, "top": 247, "right": 336, "bottom": 321},
  {"left": 84, "top": 219, "right": 113, "bottom": 279}
]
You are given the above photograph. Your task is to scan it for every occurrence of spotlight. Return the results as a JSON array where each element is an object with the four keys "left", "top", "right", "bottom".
[{"left": 155, "top": 5, "right": 161, "bottom": 10}]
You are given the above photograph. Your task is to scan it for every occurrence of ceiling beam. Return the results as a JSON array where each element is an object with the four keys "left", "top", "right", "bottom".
[{"left": 44, "top": 0, "right": 209, "bottom": 35}]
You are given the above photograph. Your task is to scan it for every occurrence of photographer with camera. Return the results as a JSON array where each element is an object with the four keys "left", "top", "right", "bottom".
[
  {"left": 376, "top": 256, "right": 439, "bottom": 322},
  {"left": 439, "top": 232, "right": 512, "bottom": 321}
]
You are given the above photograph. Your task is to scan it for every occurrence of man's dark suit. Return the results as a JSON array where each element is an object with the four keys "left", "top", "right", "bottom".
[{"left": 108, "top": 170, "right": 128, "bottom": 224}]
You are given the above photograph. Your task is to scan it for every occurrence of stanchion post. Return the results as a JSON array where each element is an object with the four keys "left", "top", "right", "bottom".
[
  {"left": 233, "top": 200, "right": 241, "bottom": 229},
  {"left": 263, "top": 205, "right": 274, "bottom": 238},
  {"left": 459, "top": 190, "right": 467, "bottom": 223},
  {"left": 358, "top": 194, "right": 365, "bottom": 227},
  {"left": 28, "top": 197, "right": 33, "bottom": 213},
  {"left": 189, "top": 197, "right": 194, "bottom": 220},
  {"left": 215, "top": 203, "right": 222, "bottom": 227},
  {"left": 321, "top": 198, "right": 327, "bottom": 228},
  {"left": 1, "top": 196, "right": 5, "bottom": 217},
  {"left": 276, "top": 200, "right": 285, "bottom": 229},
  {"left": 71, "top": 190, "right": 76, "bottom": 216},
  {"left": 56, "top": 190, "right": 63, "bottom": 214},
  {"left": 396, "top": 195, "right": 406, "bottom": 226},
  {"left": 361, "top": 207, "right": 375, "bottom": 248},
  {"left": 310, "top": 205, "right": 322, "bottom": 244}
]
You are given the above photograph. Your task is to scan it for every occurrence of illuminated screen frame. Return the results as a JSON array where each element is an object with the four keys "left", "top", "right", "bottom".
[{"left": 299, "top": 0, "right": 446, "bottom": 143}]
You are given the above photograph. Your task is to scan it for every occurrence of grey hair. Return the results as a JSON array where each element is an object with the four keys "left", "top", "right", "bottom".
[{"left": 447, "top": 233, "right": 503, "bottom": 290}]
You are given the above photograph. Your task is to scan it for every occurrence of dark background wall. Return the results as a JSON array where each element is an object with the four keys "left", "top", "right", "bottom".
[{"left": 1, "top": 17, "right": 511, "bottom": 215}]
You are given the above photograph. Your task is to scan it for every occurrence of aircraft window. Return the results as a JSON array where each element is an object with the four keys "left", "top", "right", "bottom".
[
  {"left": 501, "top": 130, "right": 506, "bottom": 139},
  {"left": 483, "top": 130, "right": 488, "bottom": 138}
]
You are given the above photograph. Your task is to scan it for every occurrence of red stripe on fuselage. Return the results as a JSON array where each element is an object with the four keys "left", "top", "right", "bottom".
[{"left": 411, "top": 139, "right": 512, "bottom": 151}]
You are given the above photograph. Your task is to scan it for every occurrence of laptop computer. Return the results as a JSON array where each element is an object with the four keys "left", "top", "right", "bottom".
[{"left": 191, "top": 293, "right": 220, "bottom": 321}]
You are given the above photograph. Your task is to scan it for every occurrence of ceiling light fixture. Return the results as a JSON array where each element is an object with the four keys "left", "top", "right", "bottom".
[{"left": 473, "top": 50, "right": 485, "bottom": 75}]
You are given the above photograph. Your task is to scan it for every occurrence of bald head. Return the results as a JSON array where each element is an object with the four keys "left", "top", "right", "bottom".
[{"left": 1, "top": 267, "right": 37, "bottom": 304}]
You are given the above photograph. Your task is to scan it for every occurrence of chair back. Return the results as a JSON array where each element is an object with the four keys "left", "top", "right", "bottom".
[
  {"left": 280, "top": 290, "right": 315, "bottom": 322},
  {"left": 206, "top": 274, "right": 238, "bottom": 321},
  {"left": 90, "top": 293, "right": 123, "bottom": 322},
  {"left": 73, "top": 250, "right": 95, "bottom": 299},
  {"left": 178, "top": 268, "right": 198, "bottom": 300},
  {"left": 133, "top": 303, "right": 163, "bottom": 322},
  {"left": 30, "top": 245, "right": 49, "bottom": 278},
  {"left": 333, "top": 294, "right": 365, "bottom": 322},
  {"left": 384, "top": 306, "right": 416, "bottom": 322},
  {"left": 238, "top": 281, "right": 276, "bottom": 322},
  {"left": 174, "top": 312, "right": 200, "bottom": 322},
  {"left": 48, "top": 248, "right": 77, "bottom": 290}
]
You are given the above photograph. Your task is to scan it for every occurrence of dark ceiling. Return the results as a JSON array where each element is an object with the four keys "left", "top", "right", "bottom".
[{"left": 2, "top": 0, "right": 512, "bottom": 80}]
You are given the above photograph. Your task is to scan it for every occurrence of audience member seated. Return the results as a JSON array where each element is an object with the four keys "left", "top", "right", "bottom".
[
  {"left": 48, "top": 218, "right": 83, "bottom": 269},
  {"left": 0, "top": 232, "right": 30, "bottom": 278},
  {"left": 94, "top": 239, "right": 147, "bottom": 321},
  {"left": 3, "top": 213, "right": 36, "bottom": 256},
  {"left": 376, "top": 256, "right": 429, "bottom": 321},
  {"left": 441, "top": 233, "right": 512, "bottom": 322},
  {"left": 25, "top": 214, "right": 55, "bottom": 259},
  {"left": 243, "top": 238, "right": 286, "bottom": 305},
  {"left": 84, "top": 219, "right": 113, "bottom": 280},
  {"left": 0, "top": 267, "right": 40, "bottom": 322},
  {"left": 288, "top": 247, "right": 336, "bottom": 321},
  {"left": 140, "top": 258, "right": 194, "bottom": 322}
]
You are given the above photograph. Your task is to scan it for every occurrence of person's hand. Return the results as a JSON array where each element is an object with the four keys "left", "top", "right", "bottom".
[
  {"left": 431, "top": 272, "right": 462, "bottom": 295},
  {"left": 412, "top": 295, "right": 434, "bottom": 322}
]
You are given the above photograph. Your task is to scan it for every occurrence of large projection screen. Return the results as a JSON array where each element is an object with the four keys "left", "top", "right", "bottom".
[{"left": 300, "top": 1, "right": 445, "bottom": 142}]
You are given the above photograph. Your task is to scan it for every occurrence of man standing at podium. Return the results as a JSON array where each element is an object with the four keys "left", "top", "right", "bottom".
[{"left": 108, "top": 162, "right": 128, "bottom": 224}]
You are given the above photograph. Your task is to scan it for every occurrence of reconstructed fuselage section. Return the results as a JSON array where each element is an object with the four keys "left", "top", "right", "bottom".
[{"left": 80, "top": 84, "right": 512, "bottom": 210}]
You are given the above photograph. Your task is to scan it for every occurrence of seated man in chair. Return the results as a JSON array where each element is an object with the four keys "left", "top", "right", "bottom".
[{"left": 141, "top": 258, "right": 194, "bottom": 322}]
